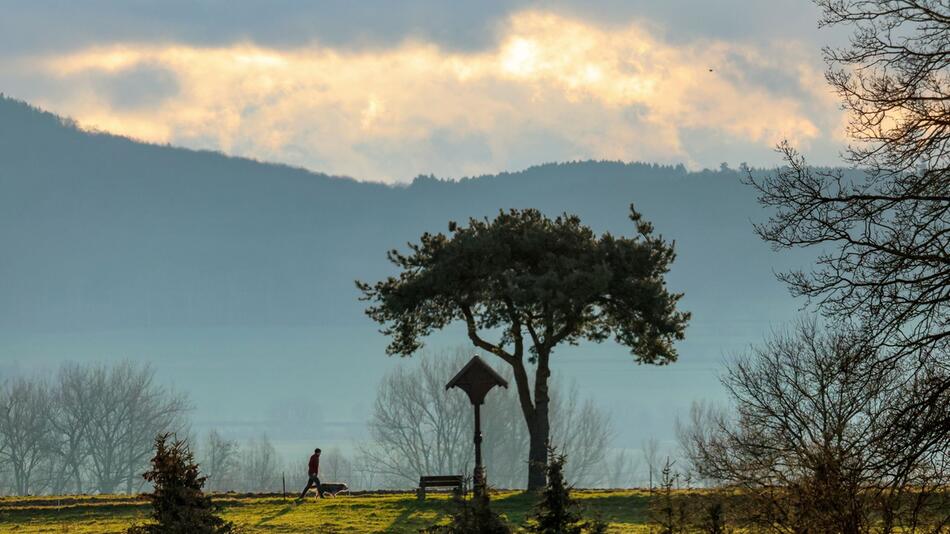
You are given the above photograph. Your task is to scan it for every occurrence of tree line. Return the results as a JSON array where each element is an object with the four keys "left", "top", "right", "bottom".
[
  {"left": 0, "top": 355, "right": 623, "bottom": 496},
  {"left": 0, "top": 361, "right": 188, "bottom": 496},
  {"left": 196, "top": 349, "right": 623, "bottom": 493},
  {"left": 0, "top": 361, "right": 323, "bottom": 497}
]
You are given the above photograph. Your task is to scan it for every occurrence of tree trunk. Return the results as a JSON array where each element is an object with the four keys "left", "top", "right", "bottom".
[
  {"left": 526, "top": 405, "right": 550, "bottom": 490},
  {"left": 73, "top": 463, "right": 83, "bottom": 494},
  {"left": 525, "top": 351, "right": 551, "bottom": 491},
  {"left": 13, "top": 464, "right": 24, "bottom": 496}
]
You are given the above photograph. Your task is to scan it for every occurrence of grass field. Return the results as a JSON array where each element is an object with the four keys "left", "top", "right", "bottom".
[{"left": 0, "top": 490, "right": 655, "bottom": 533}]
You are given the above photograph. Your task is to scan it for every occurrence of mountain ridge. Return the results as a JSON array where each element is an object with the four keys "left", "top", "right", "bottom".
[
  {"left": 0, "top": 95, "right": 798, "bottom": 332},
  {"left": 0, "top": 95, "right": 807, "bottom": 444}
]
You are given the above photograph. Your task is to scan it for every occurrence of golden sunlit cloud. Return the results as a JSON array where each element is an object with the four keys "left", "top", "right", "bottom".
[{"left": 25, "top": 10, "right": 841, "bottom": 182}]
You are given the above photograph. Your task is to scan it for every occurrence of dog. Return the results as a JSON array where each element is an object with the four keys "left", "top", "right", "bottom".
[{"left": 316, "top": 482, "right": 349, "bottom": 497}]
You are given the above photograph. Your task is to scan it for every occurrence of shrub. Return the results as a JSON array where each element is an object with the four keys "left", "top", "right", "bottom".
[
  {"left": 698, "top": 500, "right": 730, "bottom": 534},
  {"left": 528, "top": 449, "right": 585, "bottom": 534},
  {"left": 423, "top": 491, "right": 511, "bottom": 534},
  {"left": 648, "top": 459, "right": 689, "bottom": 534},
  {"left": 127, "top": 433, "right": 232, "bottom": 534},
  {"left": 583, "top": 517, "right": 609, "bottom": 534}
]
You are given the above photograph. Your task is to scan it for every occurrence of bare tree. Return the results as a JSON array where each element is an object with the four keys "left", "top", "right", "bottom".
[
  {"left": 679, "top": 320, "right": 950, "bottom": 533},
  {"left": 819, "top": 0, "right": 949, "bottom": 181},
  {"left": 48, "top": 363, "right": 95, "bottom": 494},
  {"left": 122, "top": 369, "right": 190, "bottom": 494},
  {"left": 319, "top": 447, "right": 353, "bottom": 484},
  {"left": 601, "top": 449, "right": 641, "bottom": 489},
  {"left": 0, "top": 361, "right": 190, "bottom": 496},
  {"left": 362, "top": 349, "right": 613, "bottom": 489},
  {"left": 744, "top": 6, "right": 950, "bottom": 528},
  {"left": 0, "top": 377, "right": 54, "bottom": 495},
  {"left": 85, "top": 364, "right": 142, "bottom": 493},
  {"left": 201, "top": 430, "right": 240, "bottom": 493},
  {"left": 548, "top": 384, "right": 611, "bottom": 487},
  {"left": 748, "top": 143, "right": 949, "bottom": 362},
  {"left": 746, "top": 0, "right": 949, "bottom": 415},
  {"left": 349, "top": 451, "right": 381, "bottom": 491},
  {"left": 360, "top": 351, "right": 472, "bottom": 487},
  {"left": 0, "top": 461, "right": 9, "bottom": 496},
  {"left": 643, "top": 436, "right": 661, "bottom": 489},
  {"left": 240, "top": 435, "right": 279, "bottom": 493},
  {"left": 84, "top": 361, "right": 190, "bottom": 494}
]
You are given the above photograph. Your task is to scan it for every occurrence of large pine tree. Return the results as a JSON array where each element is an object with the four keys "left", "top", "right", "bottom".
[{"left": 358, "top": 206, "right": 688, "bottom": 489}]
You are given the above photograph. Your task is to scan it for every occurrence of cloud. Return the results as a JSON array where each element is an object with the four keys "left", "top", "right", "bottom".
[
  {"left": 0, "top": 1, "right": 829, "bottom": 55},
  {"left": 9, "top": 10, "right": 843, "bottom": 182},
  {"left": 88, "top": 63, "right": 180, "bottom": 110}
]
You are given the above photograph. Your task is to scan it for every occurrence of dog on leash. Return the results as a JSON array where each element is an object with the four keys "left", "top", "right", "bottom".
[{"left": 317, "top": 482, "right": 349, "bottom": 497}]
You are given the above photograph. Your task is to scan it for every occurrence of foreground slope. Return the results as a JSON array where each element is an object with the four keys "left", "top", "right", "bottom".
[{"left": 0, "top": 492, "right": 652, "bottom": 533}]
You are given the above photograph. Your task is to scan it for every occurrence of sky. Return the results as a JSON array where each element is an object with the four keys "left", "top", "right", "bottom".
[{"left": 0, "top": 1, "right": 850, "bottom": 183}]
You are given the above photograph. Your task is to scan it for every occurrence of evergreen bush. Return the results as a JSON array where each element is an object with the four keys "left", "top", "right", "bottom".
[{"left": 127, "top": 433, "right": 232, "bottom": 534}]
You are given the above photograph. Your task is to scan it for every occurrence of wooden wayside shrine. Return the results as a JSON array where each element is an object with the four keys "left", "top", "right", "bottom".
[{"left": 445, "top": 355, "right": 509, "bottom": 497}]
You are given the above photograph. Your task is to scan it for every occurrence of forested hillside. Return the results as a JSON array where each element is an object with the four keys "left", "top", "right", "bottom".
[
  {"left": 0, "top": 96, "right": 808, "bottom": 445},
  {"left": 0, "top": 96, "right": 794, "bottom": 332}
]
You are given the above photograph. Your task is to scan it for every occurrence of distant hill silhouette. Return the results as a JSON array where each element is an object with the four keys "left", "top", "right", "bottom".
[
  {"left": 0, "top": 95, "right": 799, "bottom": 334},
  {"left": 0, "top": 95, "right": 818, "bottom": 446}
]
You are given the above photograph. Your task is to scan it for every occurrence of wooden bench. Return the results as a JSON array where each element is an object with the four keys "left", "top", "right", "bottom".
[{"left": 417, "top": 475, "right": 464, "bottom": 500}]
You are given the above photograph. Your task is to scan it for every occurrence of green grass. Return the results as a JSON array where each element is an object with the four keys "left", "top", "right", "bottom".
[{"left": 0, "top": 490, "right": 654, "bottom": 533}]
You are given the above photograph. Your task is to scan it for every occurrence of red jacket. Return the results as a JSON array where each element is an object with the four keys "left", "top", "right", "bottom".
[{"left": 308, "top": 454, "right": 320, "bottom": 476}]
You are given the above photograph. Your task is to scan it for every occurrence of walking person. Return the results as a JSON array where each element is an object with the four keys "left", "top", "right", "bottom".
[{"left": 296, "top": 448, "right": 323, "bottom": 501}]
